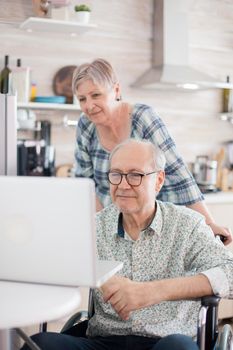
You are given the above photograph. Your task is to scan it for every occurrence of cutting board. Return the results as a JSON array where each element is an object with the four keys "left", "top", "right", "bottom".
[{"left": 53, "top": 65, "right": 77, "bottom": 104}]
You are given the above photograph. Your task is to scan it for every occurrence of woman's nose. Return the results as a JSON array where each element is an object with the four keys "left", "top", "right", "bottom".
[{"left": 85, "top": 99, "right": 94, "bottom": 112}]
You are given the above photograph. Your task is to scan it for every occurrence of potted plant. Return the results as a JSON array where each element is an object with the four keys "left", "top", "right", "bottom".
[{"left": 74, "top": 4, "right": 91, "bottom": 24}]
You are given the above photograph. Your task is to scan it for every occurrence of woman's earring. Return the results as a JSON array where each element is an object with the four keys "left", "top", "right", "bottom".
[{"left": 116, "top": 95, "right": 122, "bottom": 101}]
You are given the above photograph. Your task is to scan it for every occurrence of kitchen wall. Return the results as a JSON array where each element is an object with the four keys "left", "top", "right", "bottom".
[{"left": 1, "top": 0, "right": 233, "bottom": 167}]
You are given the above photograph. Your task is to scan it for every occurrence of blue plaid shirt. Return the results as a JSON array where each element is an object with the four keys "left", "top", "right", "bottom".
[{"left": 75, "top": 103, "right": 204, "bottom": 207}]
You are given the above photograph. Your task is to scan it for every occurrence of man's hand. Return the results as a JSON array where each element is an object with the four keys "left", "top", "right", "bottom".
[
  {"left": 208, "top": 222, "right": 232, "bottom": 245},
  {"left": 100, "top": 276, "right": 150, "bottom": 320},
  {"left": 100, "top": 274, "right": 213, "bottom": 321}
]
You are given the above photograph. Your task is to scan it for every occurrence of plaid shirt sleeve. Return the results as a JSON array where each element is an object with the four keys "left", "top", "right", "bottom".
[
  {"left": 133, "top": 105, "right": 204, "bottom": 205},
  {"left": 74, "top": 115, "right": 94, "bottom": 179}
]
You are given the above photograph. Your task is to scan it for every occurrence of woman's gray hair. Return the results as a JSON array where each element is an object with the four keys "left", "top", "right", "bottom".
[
  {"left": 109, "top": 139, "right": 166, "bottom": 171},
  {"left": 72, "top": 58, "right": 118, "bottom": 93}
]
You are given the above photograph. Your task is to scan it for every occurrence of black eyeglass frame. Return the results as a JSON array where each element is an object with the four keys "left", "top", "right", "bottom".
[{"left": 107, "top": 171, "right": 158, "bottom": 187}]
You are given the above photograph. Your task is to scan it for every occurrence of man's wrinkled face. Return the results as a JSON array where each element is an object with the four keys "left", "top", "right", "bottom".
[{"left": 109, "top": 143, "right": 164, "bottom": 215}]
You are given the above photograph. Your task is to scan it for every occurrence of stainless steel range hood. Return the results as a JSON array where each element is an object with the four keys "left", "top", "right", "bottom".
[{"left": 132, "top": 0, "right": 233, "bottom": 90}]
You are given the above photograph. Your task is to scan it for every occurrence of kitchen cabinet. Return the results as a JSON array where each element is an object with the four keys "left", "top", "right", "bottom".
[{"left": 205, "top": 192, "right": 233, "bottom": 319}]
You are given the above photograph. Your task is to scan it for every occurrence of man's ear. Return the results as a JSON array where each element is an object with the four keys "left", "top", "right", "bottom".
[{"left": 155, "top": 171, "right": 165, "bottom": 192}]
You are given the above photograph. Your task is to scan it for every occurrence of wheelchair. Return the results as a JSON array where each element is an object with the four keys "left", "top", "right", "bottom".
[{"left": 17, "top": 290, "right": 233, "bottom": 350}]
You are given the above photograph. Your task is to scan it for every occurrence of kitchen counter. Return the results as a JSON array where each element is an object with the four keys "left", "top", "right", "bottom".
[{"left": 203, "top": 192, "right": 233, "bottom": 204}]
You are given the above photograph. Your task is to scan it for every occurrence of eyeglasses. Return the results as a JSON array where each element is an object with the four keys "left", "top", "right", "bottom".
[{"left": 107, "top": 171, "right": 158, "bottom": 187}]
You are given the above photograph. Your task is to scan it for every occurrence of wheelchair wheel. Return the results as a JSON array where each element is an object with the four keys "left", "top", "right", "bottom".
[{"left": 216, "top": 324, "right": 233, "bottom": 350}]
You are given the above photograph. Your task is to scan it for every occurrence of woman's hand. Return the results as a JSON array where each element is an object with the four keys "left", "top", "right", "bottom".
[
  {"left": 208, "top": 222, "right": 232, "bottom": 245},
  {"left": 186, "top": 201, "right": 232, "bottom": 245}
]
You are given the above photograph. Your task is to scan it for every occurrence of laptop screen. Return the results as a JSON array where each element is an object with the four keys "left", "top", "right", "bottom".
[{"left": 0, "top": 176, "right": 98, "bottom": 287}]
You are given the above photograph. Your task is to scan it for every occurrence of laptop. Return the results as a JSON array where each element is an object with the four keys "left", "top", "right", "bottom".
[{"left": 0, "top": 176, "right": 123, "bottom": 287}]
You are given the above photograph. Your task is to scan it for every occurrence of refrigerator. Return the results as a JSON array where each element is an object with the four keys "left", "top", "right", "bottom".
[
  {"left": 0, "top": 94, "right": 19, "bottom": 348},
  {"left": 0, "top": 93, "right": 17, "bottom": 175}
]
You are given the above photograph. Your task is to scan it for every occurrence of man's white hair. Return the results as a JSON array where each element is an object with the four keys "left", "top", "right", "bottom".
[{"left": 109, "top": 139, "right": 166, "bottom": 171}]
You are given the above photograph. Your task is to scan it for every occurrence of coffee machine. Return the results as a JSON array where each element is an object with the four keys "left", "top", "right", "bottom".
[{"left": 17, "top": 120, "right": 55, "bottom": 176}]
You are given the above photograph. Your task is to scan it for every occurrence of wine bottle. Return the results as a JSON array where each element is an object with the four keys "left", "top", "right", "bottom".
[
  {"left": 0, "top": 55, "right": 12, "bottom": 94},
  {"left": 223, "top": 76, "right": 230, "bottom": 113}
]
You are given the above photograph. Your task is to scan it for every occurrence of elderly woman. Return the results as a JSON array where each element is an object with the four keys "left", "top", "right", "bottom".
[{"left": 73, "top": 58, "right": 231, "bottom": 244}]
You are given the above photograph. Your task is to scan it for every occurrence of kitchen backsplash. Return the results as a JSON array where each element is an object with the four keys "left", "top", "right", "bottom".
[{"left": 1, "top": 0, "right": 233, "bottom": 166}]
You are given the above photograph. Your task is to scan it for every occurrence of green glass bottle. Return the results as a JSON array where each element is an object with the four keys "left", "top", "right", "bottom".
[
  {"left": 223, "top": 76, "right": 230, "bottom": 113},
  {"left": 0, "top": 55, "right": 12, "bottom": 94}
]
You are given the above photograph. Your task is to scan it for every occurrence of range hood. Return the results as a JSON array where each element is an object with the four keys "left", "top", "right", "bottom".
[{"left": 132, "top": 0, "right": 233, "bottom": 90}]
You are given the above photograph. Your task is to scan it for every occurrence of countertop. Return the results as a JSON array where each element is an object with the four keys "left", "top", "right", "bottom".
[{"left": 204, "top": 192, "right": 233, "bottom": 204}]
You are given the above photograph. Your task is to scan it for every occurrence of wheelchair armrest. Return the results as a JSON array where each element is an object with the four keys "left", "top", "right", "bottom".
[
  {"left": 60, "top": 310, "right": 88, "bottom": 333},
  {"left": 198, "top": 296, "right": 221, "bottom": 350},
  {"left": 201, "top": 295, "right": 221, "bottom": 307}
]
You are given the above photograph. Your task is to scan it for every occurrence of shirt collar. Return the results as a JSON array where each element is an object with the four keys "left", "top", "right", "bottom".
[
  {"left": 117, "top": 201, "right": 163, "bottom": 238},
  {"left": 117, "top": 212, "right": 125, "bottom": 238}
]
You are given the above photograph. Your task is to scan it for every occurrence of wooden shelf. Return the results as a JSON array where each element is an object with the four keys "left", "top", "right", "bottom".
[
  {"left": 17, "top": 102, "right": 80, "bottom": 111},
  {"left": 20, "top": 17, "right": 97, "bottom": 34}
]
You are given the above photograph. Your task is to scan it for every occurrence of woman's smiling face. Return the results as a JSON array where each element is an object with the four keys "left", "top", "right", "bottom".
[{"left": 76, "top": 79, "right": 119, "bottom": 125}]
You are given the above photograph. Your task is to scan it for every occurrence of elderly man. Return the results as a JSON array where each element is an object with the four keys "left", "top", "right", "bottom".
[{"left": 22, "top": 139, "right": 233, "bottom": 350}]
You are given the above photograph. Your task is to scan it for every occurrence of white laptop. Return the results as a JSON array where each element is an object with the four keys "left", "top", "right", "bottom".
[{"left": 0, "top": 176, "right": 122, "bottom": 287}]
